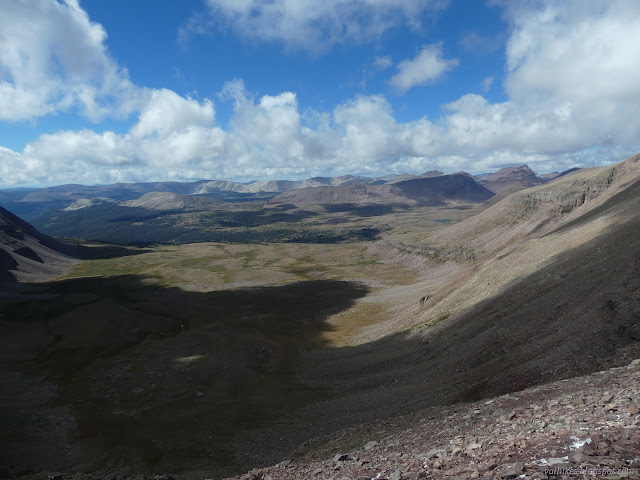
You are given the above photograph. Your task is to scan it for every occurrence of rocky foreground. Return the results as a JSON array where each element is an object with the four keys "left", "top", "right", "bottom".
[
  {"left": 11, "top": 360, "right": 639, "bottom": 480},
  {"left": 230, "top": 360, "right": 640, "bottom": 480}
]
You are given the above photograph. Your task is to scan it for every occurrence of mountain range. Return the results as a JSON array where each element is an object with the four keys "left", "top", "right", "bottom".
[{"left": 0, "top": 164, "right": 560, "bottom": 222}]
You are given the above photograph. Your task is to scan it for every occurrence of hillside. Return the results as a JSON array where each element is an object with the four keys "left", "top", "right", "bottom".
[
  {"left": 270, "top": 173, "right": 495, "bottom": 206},
  {"left": 230, "top": 359, "right": 640, "bottom": 479},
  {"left": 0, "top": 206, "right": 78, "bottom": 282},
  {"left": 121, "top": 192, "right": 220, "bottom": 210}
]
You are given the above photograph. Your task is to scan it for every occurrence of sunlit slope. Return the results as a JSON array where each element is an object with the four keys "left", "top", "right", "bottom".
[
  {"left": 300, "top": 155, "right": 640, "bottom": 436},
  {"left": 353, "top": 153, "right": 640, "bottom": 344}
]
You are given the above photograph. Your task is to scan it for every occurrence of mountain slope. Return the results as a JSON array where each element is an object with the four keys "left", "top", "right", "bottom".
[
  {"left": 0, "top": 206, "right": 78, "bottom": 282},
  {"left": 252, "top": 154, "right": 640, "bottom": 472},
  {"left": 229, "top": 359, "right": 640, "bottom": 480}
]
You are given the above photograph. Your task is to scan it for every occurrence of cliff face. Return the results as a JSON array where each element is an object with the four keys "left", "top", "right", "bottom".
[{"left": 515, "top": 167, "right": 615, "bottom": 217}]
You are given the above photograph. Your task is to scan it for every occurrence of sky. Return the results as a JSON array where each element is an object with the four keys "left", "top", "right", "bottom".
[{"left": 1, "top": 0, "right": 640, "bottom": 187}]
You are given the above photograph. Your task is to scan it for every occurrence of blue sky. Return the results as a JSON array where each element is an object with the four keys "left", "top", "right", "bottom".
[{"left": 1, "top": 0, "right": 640, "bottom": 187}]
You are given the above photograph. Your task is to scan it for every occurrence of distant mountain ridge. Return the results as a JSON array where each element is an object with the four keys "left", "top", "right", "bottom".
[
  {"left": 478, "top": 164, "right": 547, "bottom": 195},
  {"left": 193, "top": 175, "right": 386, "bottom": 195},
  {"left": 1, "top": 165, "right": 566, "bottom": 220},
  {"left": 269, "top": 172, "right": 495, "bottom": 206},
  {"left": 121, "top": 192, "right": 220, "bottom": 210},
  {"left": 384, "top": 170, "right": 444, "bottom": 184}
]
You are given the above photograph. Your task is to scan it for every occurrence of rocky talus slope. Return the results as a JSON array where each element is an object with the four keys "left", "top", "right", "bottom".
[{"left": 230, "top": 360, "right": 640, "bottom": 480}]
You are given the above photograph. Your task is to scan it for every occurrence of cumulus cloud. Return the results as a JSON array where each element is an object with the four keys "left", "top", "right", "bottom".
[
  {"left": 444, "top": 0, "right": 640, "bottom": 153},
  {"left": 505, "top": 0, "right": 640, "bottom": 140},
  {"left": 2, "top": 0, "right": 640, "bottom": 186},
  {"left": 0, "top": 0, "right": 145, "bottom": 122},
  {"left": 131, "top": 89, "right": 216, "bottom": 138},
  {"left": 390, "top": 44, "right": 459, "bottom": 92},
  {"left": 181, "top": 0, "right": 448, "bottom": 51}
]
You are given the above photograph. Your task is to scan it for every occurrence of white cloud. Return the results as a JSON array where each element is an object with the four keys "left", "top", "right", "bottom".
[
  {"left": 131, "top": 89, "right": 215, "bottom": 138},
  {"left": 390, "top": 44, "right": 458, "bottom": 92},
  {"left": 441, "top": 0, "right": 640, "bottom": 154},
  {"left": 503, "top": 0, "right": 640, "bottom": 146},
  {"left": 482, "top": 76, "right": 494, "bottom": 93},
  {"left": 373, "top": 55, "right": 393, "bottom": 70},
  {"left": 2, "top": 0, "right": 640, "bottom": 187},
  {"left": 182, "top": 0, "right": 448, "bottom": 51},
  {"left": 0, "top": 0, "right": 145, "bottom": 122}
]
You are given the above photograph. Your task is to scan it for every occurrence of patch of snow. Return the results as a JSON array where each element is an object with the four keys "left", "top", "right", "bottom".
[{"left": 570, "top": 436, "right": 591, "bottom": 450}]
